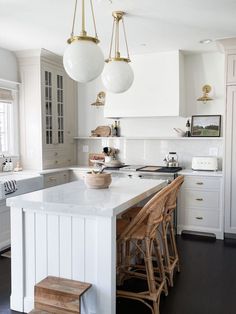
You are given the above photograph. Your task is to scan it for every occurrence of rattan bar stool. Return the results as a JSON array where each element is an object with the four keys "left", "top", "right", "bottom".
[
  {"left": 116, "top": 185, "right": 171, "bottom": 314},
  {"left": 120, "top": 176, "right": 184, "bottom": 288},
  {"left": 161, "top": 175, "right": 184, "bottom": 287}
]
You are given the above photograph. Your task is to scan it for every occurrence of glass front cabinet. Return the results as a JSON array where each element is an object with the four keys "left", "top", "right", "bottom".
[{"left": 42, "top": 66, "right": 65, "bottom": 147}]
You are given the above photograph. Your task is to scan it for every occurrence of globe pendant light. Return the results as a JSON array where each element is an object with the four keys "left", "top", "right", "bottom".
[
  {"left": 102, "top": 11, "right": 134, "bottom": 94},
  {"left": 63, "top": 0, "right": 104, "bottom": 83}
]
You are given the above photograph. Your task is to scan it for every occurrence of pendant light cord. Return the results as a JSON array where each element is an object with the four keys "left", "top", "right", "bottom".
[
  {"left": 71, "top": 0, "right": 78, "bottom": 37},
  {"left": 109, "top": 19, "right": 115, "bottom": 59},
  {"left": 107, "top": 12, "right": 131, "bottom": 60},
  {"left": 90, "top": 0, "right": 98, "bottom": 39},
  {"left": 122, "top": 18, "right": 130, "bottom": 60},
  {"left": 70, "top": 0, "right": 98, "bottom": 39},
  {"left": 115, "top": 17, "right": 120, "bottom": 58},
  {"left": 82, "top": 0, "right": 86, "bottom": 35}
]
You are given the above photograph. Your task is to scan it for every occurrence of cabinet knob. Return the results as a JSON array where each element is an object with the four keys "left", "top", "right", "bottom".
[
  {"left": 196, "top": 198, "right": 203, "bottom": 201},
  {"left": 196, "top": 182, "right": 204, "bottom": 185},
  {"left": 138, "top": 175, "right": 143, "bottom": 178},
  {"left": 128, "top": 174, "right": 132, "bottom": 178},
  {"left": 55, "top": 160, "right": 58, "bottom": 164},
  {"left": 195, "top": 216, "right": 203, "bottom": 220}
]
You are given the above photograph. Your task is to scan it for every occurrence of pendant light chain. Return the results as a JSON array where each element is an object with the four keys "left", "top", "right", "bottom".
[
  {"left": 121, "top": 18, "right": 130, "bottom": 61},
  {"left": 71, "top": 0, "right": 78, "bottom": 37},
  {"left": 90, "top": 0, "right": 98, "bottom": 39}
]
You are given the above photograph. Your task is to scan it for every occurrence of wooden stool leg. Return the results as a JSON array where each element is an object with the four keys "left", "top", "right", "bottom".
[
  {"left": 161, "top": 221, "right": 173, "bottom": 287},
  {"left": 170, "top": 219, "right": 180, "bottom": 273},
  {"left": 153, "top": 300, "right": 160, "bottom": 314},
  {"left": 154, "top": 237, "right": 168, "bottom": 296},
  {"left": 144, "top": 238, "right": 162, "bottom": 314}
]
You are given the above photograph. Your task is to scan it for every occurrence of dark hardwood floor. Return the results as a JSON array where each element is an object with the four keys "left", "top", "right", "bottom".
[{"left": 1, "top": 236, "right": 236, "bottom": 314}]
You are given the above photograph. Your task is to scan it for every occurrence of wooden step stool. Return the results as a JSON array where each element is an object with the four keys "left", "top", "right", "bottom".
[{"left": 30, "top": 276, "right": 91, "bottom": 314}]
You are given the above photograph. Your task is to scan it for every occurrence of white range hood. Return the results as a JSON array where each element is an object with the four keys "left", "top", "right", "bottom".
[{"left": 104, "top": 50, "right": 186, "bottom": 118}]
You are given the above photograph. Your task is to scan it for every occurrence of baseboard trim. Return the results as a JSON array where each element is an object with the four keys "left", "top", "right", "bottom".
[
  {"left": 24, "top": 296, "right": 34, "bottom": 313},
  {"left": 224, "top": 233, "right": 236, "bottom": 239},
  {"left": 181, "top": 230, "right": 216, "bottom": 242}
]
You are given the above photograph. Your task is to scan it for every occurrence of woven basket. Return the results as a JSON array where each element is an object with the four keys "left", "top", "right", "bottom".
[{"left": 84, "top": 172, "right": 112, "bottom": 189}]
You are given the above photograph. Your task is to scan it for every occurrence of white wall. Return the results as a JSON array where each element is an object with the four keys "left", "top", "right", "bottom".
[
  {"left": 184, "top": 52, "right": 224, "bottom": 116},
  {"left": 78, "top": 77, "right": 107, "bottom": 137},
  {"left": 0, "top": 47, "right": 19, "bottom": 83},
  {"left": 77, "top": 51, "right": 224, "bottom": 138},
  {"left": 76, "top": 51, "right": 225, "bottom": 168}
]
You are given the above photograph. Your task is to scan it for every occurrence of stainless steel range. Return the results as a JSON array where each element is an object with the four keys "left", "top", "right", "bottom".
[{"left": 111, "top": 165, "right": 182, "bottom": 183}]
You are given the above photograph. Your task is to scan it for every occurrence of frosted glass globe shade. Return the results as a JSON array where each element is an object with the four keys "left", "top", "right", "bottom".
[
  {"left": 63, "top": 39, "right": 104, "bottom": 83},
  {"left": 102, "top": 60, "right": 134, "bottom": 93}
]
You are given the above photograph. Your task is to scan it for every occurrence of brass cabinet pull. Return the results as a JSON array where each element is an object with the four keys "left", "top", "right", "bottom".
[
  {"left": 196, "top": 198, "right": 203, "bottom": 201},
  {"left": 195, "top": 216, "right": 203, "bottom": 220},
  {"left": 196, "top": 182, "right": 204, "bottom": 185},
  {"left": 49, "top": 177, "right": 57, "bottom": 182}
]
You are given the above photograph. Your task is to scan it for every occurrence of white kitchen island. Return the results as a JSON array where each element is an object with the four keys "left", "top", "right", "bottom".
[{"left": 7, "top": 177, "right": 167, "bottom": 314}]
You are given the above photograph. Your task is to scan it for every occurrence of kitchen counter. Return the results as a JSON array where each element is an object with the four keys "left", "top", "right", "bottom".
[
  {"left": 0, "top": 166, "right": 224, "bottom": 179},
  {"left": 7, "top": 178, "right": 166, "bottom": 217},
  {"left": 178, "top": 169, "right": 223, "bottom": 177},
  {"left": 8, "top": 178, "right": 166, "bottom": 314}
]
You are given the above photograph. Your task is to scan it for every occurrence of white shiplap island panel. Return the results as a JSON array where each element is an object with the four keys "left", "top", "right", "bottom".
[{"left": 8, "top": 178, "right": 167, "bottom": 314}]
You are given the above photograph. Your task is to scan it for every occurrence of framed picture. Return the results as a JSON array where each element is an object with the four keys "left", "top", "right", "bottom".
[{"left": 191, "top": 115, "right": 221, "bottom": 137}]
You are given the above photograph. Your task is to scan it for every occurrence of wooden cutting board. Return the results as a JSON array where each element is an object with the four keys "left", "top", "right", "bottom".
[
  {"left": 91, "top": 126, "right": 111, "bottom": 137},
  {"left": 88, "top": 153, "right": 105, "bottom": 166}
]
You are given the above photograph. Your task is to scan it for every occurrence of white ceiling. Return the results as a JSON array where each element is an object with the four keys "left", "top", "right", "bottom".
[{"left": 0, "top": 0, "right": 236, "bottom": 56}]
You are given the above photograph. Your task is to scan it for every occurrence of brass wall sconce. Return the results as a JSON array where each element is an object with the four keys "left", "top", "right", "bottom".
[
  {"left": 91, "top": 91, "right": 106, "bottom": 107},
  {"left": 197, "top": 85, "right": 213, "bottom": 104}
]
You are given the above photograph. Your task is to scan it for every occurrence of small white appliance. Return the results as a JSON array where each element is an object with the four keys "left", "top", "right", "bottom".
[{"left": 192, "top": 156, "right": 218, "bottom": 171}]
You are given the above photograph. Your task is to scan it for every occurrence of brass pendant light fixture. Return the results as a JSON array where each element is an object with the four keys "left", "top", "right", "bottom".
[
  {"left": 197, "top": 84, "right": 213, "bottom": 104},
  {"left": 63, "top": 0, "right": 104, "bottom": 83},
  {"left": 102, "top": 11, "right": 134, "bottom": 94}
]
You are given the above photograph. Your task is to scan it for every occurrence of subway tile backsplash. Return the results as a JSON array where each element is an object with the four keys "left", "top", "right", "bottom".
[{"left": 76, "top": 139, "right": 223, "bottom": 170}]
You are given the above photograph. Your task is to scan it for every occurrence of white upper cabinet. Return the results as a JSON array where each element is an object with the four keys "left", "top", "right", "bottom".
[
  {"left": 16, "top": 49, "right": 77, "bottom": 170},
  {"left": 227, "top": 55, "right": 236, "bottom": 84},
  {"left": 104, "top": 51, "right": 185, "bottom": 118}
]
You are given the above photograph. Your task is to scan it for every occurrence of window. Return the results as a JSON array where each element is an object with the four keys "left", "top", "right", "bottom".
[
  {"left": 0, "top": 101, "right": 10, "bottom": 153},
  {"left": 0, "top": 88, "right": 18, "bottom": 156}
]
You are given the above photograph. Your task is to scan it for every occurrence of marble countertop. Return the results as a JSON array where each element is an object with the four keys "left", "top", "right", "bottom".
[
  {"left": 7, "top": 178, "right": 167, "bottom": 217},
  {"left": 178, "top": 169, "right": 223, "bottom": 177},
  {"left": 0, "top": 171, "right": 41, "bottom": 181},
  {"left": 1, "top": 166, "right": 223, "bottom": 177}
]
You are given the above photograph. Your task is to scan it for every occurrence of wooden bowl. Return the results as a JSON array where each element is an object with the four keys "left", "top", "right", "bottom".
[{"left": 84, "top": 172, "right": 112, "bottom": 189}]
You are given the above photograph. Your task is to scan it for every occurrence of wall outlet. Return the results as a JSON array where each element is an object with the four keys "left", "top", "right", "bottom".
[
  {"left": 209, "top": 147, "right": 218, "bottom": 156},
  {"left": 82, "top": 145, "right": 89, "bottom": 153}
]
